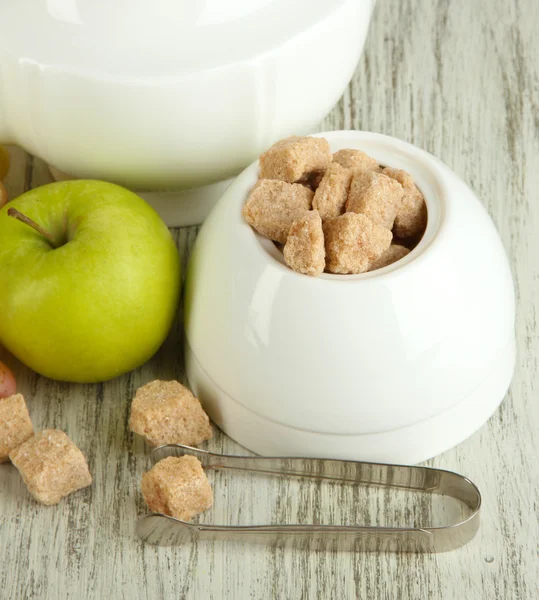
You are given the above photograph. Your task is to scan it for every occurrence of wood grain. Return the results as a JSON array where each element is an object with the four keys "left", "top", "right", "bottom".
[{"left": 1, "top": 0, "right": 538, "bottom": 598}]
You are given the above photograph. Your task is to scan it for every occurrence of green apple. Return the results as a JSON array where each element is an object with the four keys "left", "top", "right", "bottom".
[{"left": 0, "top": 180, "right": 180, "bottom": 383}]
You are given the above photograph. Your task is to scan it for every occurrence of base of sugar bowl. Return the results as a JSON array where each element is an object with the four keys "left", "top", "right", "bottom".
[
  {"left": 183, "top": 130, "right": 517, "bottom": 465},
  {"left": 49, "top": 164, "right": 233, "bottom": 227},
  {"left": 186, "top": 337, "right": 515, "bottom": 464}
]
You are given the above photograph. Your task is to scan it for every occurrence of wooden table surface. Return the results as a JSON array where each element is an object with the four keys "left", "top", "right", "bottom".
[{"left": 1, "top": 1, "right": 538, "bottom": 598}]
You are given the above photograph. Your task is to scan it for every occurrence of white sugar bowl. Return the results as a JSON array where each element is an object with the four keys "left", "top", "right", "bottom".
[
  {"left": 184, "top": 130, "right": 515, "bottom": 464},
  {"left": 0, "top": 0, "right": 375, "bottom": 225}
]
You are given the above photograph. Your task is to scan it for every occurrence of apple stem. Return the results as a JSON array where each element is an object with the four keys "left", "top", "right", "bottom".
[{"left": 7, "top": 207, "right": 56, "bottom": 245}]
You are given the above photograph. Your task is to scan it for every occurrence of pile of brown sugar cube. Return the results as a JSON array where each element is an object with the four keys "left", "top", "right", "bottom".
[
  {"left": 1, "top": 380, "right": 215, "bottom": 520},
  {"left": 130, "top": 380, "right": 214, "bottom": 521},
  {"left": 243, "top": 136, "right": 427, "bottom": 276},
  {"left": 0, "top": 393, "right": 92, "bottom": 505}
]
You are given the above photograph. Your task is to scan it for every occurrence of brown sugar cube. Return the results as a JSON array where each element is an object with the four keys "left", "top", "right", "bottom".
[
  {"left": 243, "top": 179, "right": 313, "bottom": 244},
  {"left": 9, "top": 429, "right": 92, "bottom": 505},
  {"left": 312, "top": 163, "right": 353, "bottom": 220},
  {"left": 332, "top": 148, "right": 379, "bottom": 172},
  {"left": 323, "top": 213, "right": 392, "bottom": 274},
  {"left": 129, "top": 380, "right": 212, "bottom": 447},
  {"left": 394, "top": 192, "right": 427, "bottom": 238},
  {"left": 382, "top": 167, "right": 427, "bottom": 238},
  {"left": 259, "top": 136, "right": 332, "bottom": 184},
  {"left": 283, "top": 210, "right": 325, "bottom": 276},
  {"left": 141, "top": 455, "right": 213, "bottom": 521},
  {"left": 0, "top": 394, "right": 34, "bottom": 463},
  {"left": 369, "top": 244, "right": 410, "bottom": 271},
  {"left": 346, "top": 170, "right": 404, "bottom": 229}
]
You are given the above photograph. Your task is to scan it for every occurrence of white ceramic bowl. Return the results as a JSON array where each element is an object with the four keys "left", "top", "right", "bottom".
[
  {"left": 0, "top": 1, "right": 375, "bottom": 224},
  {"left": 184, "top": 131, "right": 516, "bottom": 464}
]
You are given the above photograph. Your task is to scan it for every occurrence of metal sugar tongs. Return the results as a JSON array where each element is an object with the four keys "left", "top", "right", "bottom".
[{"left": 136, "top": 445, "right": 481, "bottom": 552}]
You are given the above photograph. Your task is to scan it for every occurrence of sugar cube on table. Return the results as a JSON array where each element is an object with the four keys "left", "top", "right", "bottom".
[
  {"left": 0, "top": 393, "right": 34, "bottom": 463},
  {"left": 129, "top": 380, "right": 212, "bottom": 447},
  {"left": 141, "top": 455, "right": 213, "bottom": 521},
  {"left": 346, "top": 170, "right": 404, "bottom": 230},
  {"left": 243, "top": 179, "right": 313, "bottom": 244},
  {"left": 259, "top": 136, "right": 332, "bottom": 184},
  {"left": 324, "top": 213, "right": 392, "bottom": 274},
  {"left": 284, "top": 210, "right": 325, "bottom": 276},
  {"left": 382, "top": 167, "right": 427, "bottom": 238},
  {"left": 9, "top": 429, "right": 92, "bottom": 505},
  {"left": 312, "top": 163, "right": 353, "bottom": 220}
]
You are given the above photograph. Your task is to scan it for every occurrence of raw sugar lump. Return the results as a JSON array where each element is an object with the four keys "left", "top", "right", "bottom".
[
  {"left": 259, "top": 136, "right": 332, "bottom": 184},
  {"left": 9, "top": 429, "right": 92, "bottom": 505},
  {"left": 312, "top": 162, "right": 353, "bottom": 221},
  {"left": 382, "top": 167, "right": 427, "bottom": 238},
  {"left": 346, "top": 170, "right": 404, "bottom": 230},
  {"left": 284, "top": 210, "right": 326, "bottom": 276},
  {"left": 129, "top": 380, "right": 212, "bottom": 447},
  {"left": 332, "top": 148, "right": 379, "bottom": 172},
  {"left": 141, "top": 455, "right": 213, "bottom": 521},
  {"left": 243, "top": 179, "right": 313, "bottom": 244},
  {"left": 323, "top": 213, "right": 392, "bottom": 274},
  {"left": 0, "top": 393, "right": 34, "bottom": 462}
]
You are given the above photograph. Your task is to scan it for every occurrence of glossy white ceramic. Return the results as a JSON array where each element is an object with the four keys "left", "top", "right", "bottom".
[
  {"left": 48, "top": 165, "right": 235, "bottom": 227},
  {"left": 0, "top": 0, "right": 375, "bottom": 222},
  {"left": 184, "top": 130, "right": 516, "bottom": 464}
]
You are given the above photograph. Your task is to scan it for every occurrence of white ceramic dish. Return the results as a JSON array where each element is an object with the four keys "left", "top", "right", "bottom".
[
  {"left": 184, "top": 131, "right": 516, "bottom": 464},
  {"left": 0, "top": 0, "right": 375, "bottom": 225}
]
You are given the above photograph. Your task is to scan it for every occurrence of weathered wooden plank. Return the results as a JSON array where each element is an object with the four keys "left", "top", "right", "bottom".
[{"left": 1, "top": 0, "right": 538, "bottom": 598}]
